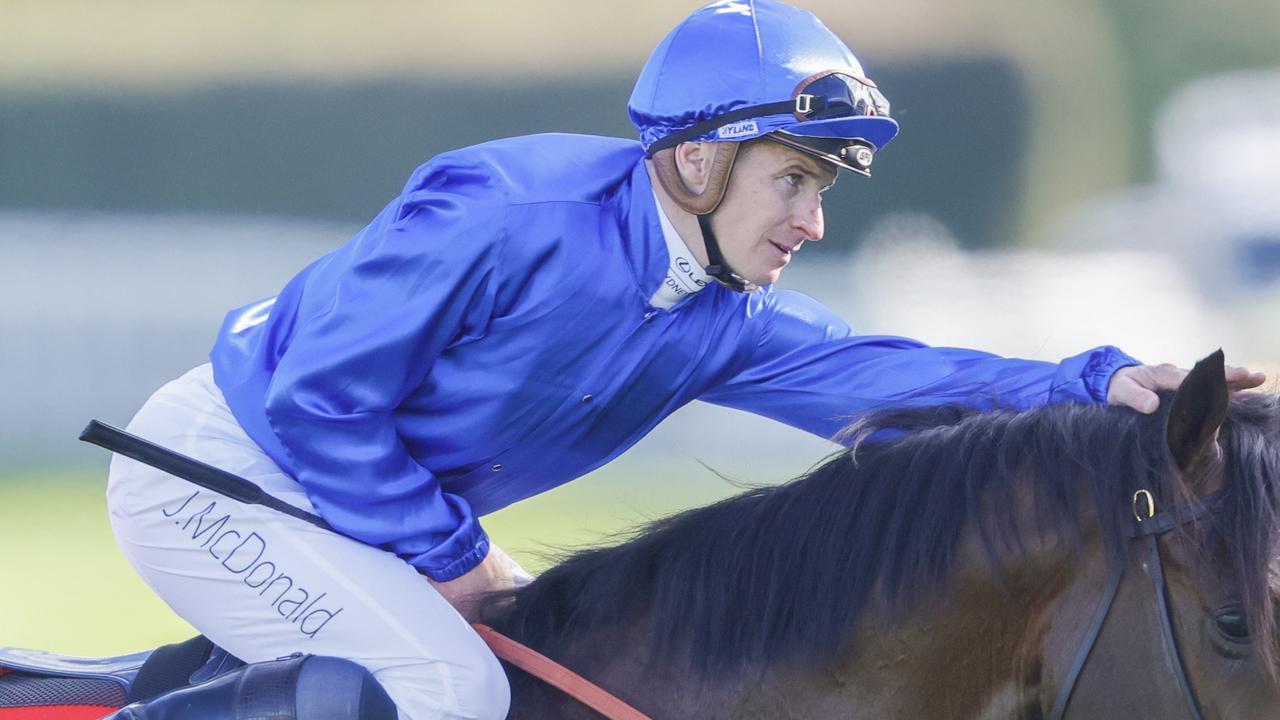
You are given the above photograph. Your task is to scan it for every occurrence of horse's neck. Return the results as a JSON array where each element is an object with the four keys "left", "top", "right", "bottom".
[
  {"left": 508, "top": 499, "right": 1088, "bottom": 719},
  {"left": 816, "top": 530, "right": 1082, "bottom": 720},
  {"left": 624, "top": 572, "right": 1060, "bottom": 720},
  {"left": 696, "top": 531, "right": 1076, "bottom": 720},
  {"left": 526, "top": 542, "right": 1078, "bottom": 720}
]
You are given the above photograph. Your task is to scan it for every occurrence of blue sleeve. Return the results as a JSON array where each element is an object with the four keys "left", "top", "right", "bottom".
[
  {"left": 263, "top": 158, "right": 506, "bottom": 581},
  {"left": 700, "top": 290, "right": 1141, "bottom": 441}
]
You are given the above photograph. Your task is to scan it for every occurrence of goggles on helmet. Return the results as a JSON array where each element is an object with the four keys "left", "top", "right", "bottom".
[
  {"left": 791, "top": 71, "right": 890, "bottom": 123},
  {"left": 645, "top": 70, "right": 892, "bottom": 158}
]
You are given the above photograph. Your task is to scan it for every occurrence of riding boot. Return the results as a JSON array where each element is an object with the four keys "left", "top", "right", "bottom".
[{"left": 106, "top": 654, "right": 397, "bottom": 720}]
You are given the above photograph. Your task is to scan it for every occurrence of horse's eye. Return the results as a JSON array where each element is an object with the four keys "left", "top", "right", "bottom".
[{"left": 1214, "top": 607, "right": 1250, "bottom": 643}]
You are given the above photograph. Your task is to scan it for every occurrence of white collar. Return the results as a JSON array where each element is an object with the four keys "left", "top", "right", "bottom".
[{"left": 648, "top": 189, "right": 710, "bottom": 310}]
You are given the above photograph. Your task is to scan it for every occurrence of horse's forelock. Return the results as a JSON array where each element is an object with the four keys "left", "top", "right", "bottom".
[{"left": 1219, "top": 394, "right": 1280, "bottom": 678}]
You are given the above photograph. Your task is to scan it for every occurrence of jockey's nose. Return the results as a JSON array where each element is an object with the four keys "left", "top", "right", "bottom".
[{"left": 795, "top": 201, "right": 824, "bottom": 243}]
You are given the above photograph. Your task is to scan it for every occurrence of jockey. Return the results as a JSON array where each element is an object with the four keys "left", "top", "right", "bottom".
[{"left": 102, "top": 1, "right": 1264, "bottom": 719}]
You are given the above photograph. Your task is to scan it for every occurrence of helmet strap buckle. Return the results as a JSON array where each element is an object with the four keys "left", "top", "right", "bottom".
[{"left": 698, "top": 213, "right": 757, "bottom": 294}]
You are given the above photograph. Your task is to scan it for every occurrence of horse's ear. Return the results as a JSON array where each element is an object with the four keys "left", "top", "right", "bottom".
[{"left": 1166, "top": 349, "right": 1229, "bottom": 478}]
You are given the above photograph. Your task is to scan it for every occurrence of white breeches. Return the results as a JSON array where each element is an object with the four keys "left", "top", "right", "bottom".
[{"left": 105, "top": 364, "right": 511, "bottom": 720}]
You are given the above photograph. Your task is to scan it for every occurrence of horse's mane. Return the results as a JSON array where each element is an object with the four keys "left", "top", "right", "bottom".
[{"left": 480, "top": 393, "right": 1280, "bottom": 678}]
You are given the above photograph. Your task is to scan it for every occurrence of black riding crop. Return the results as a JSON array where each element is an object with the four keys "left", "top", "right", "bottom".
[{"left": 79, "top": 419, "right": 336, "bottom": 533}]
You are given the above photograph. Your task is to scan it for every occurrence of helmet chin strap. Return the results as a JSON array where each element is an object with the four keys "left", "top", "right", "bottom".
[
  {"left": 651, "top": 142, "right": 758, "bottom": 293},
  {"left": 697, "top": 213, "right": 756, "bottom": 293}
]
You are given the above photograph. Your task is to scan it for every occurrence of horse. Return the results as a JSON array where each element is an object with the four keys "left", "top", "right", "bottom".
[
  {"left": 5, "top": 350, "right": 1280, "bottom": 718},
  {"left": 475, "top": 350, "right": 1280, "bottom": 718}
]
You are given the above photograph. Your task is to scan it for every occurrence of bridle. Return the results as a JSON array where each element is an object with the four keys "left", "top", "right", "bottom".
[
  {"left": 1048, "top": 488, "right": 1222, "bottom": 720},
  {"left": 1049, "top": 488, "right": 1219, "bottom": 719}
]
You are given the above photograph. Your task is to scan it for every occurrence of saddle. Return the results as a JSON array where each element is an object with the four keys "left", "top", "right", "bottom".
[{"left": 0, "top": 636, "right": 241, "bottom": 719}]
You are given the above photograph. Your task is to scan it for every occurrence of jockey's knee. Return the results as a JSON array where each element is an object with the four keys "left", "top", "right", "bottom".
[
  {"left": 459, "top": 649, "right": 511, "bottom": 720},
  {"left": 355, "top": 639, "right": 509, "bottom": 720},
  {"left": 398, "top": 647, "right": 510, "bottom": 720}
]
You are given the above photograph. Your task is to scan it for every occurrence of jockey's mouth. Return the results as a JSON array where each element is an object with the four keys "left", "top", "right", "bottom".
[{"left": 770, "top": 240, "right": 801, "bottom": 257}]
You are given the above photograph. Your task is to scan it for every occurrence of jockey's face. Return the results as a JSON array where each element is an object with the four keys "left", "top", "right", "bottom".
[{"left": 709, "top": 139, "right": 835, "bottom": 286}]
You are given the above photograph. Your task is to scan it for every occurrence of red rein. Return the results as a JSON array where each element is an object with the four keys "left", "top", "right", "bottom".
[{"left": 472, "top": 624, "right": 651, "bottom": 720}]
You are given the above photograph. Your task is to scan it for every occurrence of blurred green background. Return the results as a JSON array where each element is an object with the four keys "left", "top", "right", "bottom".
[{"left": 4, "top": 0, "right": 1279, "bottom": 657}]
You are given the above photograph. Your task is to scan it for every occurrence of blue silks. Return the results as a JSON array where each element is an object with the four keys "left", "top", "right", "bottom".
[{"left": 210, "top": 133, "right": 1138, "bottom": 581}]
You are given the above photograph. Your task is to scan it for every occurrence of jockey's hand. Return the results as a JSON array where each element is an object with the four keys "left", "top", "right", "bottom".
[
  {"left": 1107, "top": 363, "right": 1266, "bottom": 414},
  {"left": 427, "top": 542, "right": 533, "bottom": 622}
]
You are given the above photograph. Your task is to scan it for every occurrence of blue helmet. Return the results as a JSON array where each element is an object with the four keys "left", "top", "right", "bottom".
[
  {"left": 629, "top": 0, "right": 899, "bottom": 173},
  {"left": 630, "top": 1, "right": 898, "bottom": 293}
]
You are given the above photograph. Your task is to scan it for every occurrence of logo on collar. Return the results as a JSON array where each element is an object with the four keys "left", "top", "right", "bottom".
[{"left": 675, "top": 258, "right": 707, "bottom": 288}]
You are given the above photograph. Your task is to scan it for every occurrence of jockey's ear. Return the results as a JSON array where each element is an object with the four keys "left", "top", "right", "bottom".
[{"left": 1165, "top": 349, "right": 1229, "bottom": 484}]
